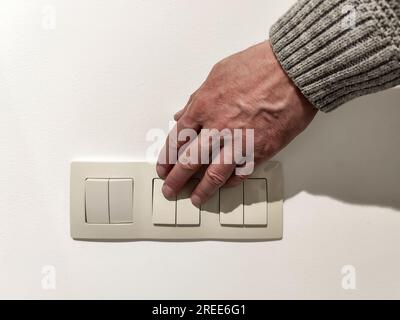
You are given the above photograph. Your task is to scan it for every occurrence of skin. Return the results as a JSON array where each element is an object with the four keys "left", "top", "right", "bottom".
[{"left": 156, "top": 40, "right": 317, "bottom": 207}]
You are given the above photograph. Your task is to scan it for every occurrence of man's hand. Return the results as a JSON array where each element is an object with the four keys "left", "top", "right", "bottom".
[{"left": 156, "top": 41, "right": 317, "bottom": 206}]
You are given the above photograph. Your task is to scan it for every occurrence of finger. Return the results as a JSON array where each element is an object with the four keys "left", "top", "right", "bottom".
[
  {"left": 162, "top": 127, "right": 226, "bottom": 199},
  {"left": 224, "top": 173, "right": 250, "bottom": 188},
  {"left": 174, "top": 90, "right": 198, "bottom": 121},
  {"left": 190, "top": 147, "right": 236, "bottom": 207},
  {"left": 156, "top": 115, "right": 201, "bottom": 179},
  {"left": 161, "top": 133, "right": 203, "bottom": 199},
  {"left": 174, "top": 108, "right": 186, "bottom": 121},
  {"left": 223, "top": 129, "right": 256, "bottom": 184}
]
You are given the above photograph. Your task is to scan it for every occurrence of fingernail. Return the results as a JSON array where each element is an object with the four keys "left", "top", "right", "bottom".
[
  {"left": 191, "top": 194, "right": 202, "bottom": 208},
  {"left": 162, "top": 184, "right": 175, "bottom": 200}
]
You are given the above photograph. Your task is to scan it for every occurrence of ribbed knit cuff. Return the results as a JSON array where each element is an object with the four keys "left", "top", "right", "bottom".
[{"left": 270, "top": 0, "right": 400, "bottom": 112}]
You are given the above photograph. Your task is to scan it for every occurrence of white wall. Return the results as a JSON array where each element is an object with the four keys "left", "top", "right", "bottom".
[{"left": 1, "top": 0, "right": 399, "bottom": 299}]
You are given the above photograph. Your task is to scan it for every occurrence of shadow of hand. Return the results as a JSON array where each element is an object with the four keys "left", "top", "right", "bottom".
[{"left": 274, "top": 88, "right": 400, "bottom": 210}]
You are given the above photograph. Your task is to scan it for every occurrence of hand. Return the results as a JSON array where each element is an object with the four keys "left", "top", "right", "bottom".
[{"left": 156, "top": 41, "right": 317, "bottom": 206}]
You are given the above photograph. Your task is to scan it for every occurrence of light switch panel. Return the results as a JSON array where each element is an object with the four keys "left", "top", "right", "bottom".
[{"left": 70, "top": 161, "right": 283, "bottom": 241}]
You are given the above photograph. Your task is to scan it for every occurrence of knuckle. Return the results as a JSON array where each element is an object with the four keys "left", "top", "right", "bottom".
[
  {"left": 206, "top": 169, "right": 226, "bottom": 187},
  {"left": 188, "top": 97, "right": 209, "bottom": 120},
  {"left": 194, "top": 94, "right": 208, "bottom": 109},
  {"left": 189, "top": 92, "right": 197, "bottom": 102},
  {"left": 211, "top": 63, "right": 219, "bottom": 73},
  {"left": 212, "top": 60, "right": 224, "bottom": 72}
]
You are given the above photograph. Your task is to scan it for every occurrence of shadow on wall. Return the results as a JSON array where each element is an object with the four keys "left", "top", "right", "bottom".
[{"left": 275, "top": 88, "right": 400, "bottom": 210}]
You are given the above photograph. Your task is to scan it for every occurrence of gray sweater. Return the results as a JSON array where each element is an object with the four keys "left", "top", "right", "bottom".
[{"left": 269, "top": 0, "right": 400, "bottom": 112}]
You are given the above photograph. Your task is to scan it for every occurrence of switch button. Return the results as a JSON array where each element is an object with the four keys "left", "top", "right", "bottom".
[
  {"left": 85, "top": 179, "right": 109, "bottom": 224},
  {"left": 109, "top": 179, "right": 133, "bottom": 224},
  {"left": 152, "top": 179, "right": 176, "bottom": 225},
  {"left": 219, "top": 183, "right": 244, "bottom": 226},
  {"left": 177, "top": 179, "right": 200, "bottom": 226},
  {"left": 244, "top": 179, "right": 268, "bottom": 226}
]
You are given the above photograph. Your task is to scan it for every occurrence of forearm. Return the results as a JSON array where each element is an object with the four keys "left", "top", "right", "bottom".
[{"left": 270, "top": 0, "right": 400, "bottom": 112}]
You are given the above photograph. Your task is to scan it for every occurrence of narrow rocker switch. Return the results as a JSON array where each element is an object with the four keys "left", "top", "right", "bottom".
[
  {"left": 109, "top": 179, "right": 133, "bottom": 224},
  {"left": 244, "top": 179, "right": 268, "bottom": 226},
  {"left": 152, "top": 179, "right": 176, "bottom": 225},
  {"left": 219, "top": 183, "right": 244, "bottom": 226},
  {"left": 177, "top": 179, "right": 200, "bottom": 226},
  {"left": 85, "top": 179, "right": 109, "bottom": 224}
]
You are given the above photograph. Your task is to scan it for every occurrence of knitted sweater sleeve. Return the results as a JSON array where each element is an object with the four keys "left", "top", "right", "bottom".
[{"left": 269, "top": 0, "right": 400, "bottom": 112}]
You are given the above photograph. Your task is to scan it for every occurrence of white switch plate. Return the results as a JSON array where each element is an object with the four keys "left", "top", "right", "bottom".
[{"left": 70, "top": 161, "right": 283, "bottom": 241}]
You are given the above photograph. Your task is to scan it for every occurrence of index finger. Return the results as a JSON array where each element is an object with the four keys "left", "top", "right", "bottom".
[
  {"left": 156, "top": 114, "right": 201, "bottom": 179},
  {"left": 160, "top": 132, "right": 203, "bottom": 200}
]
